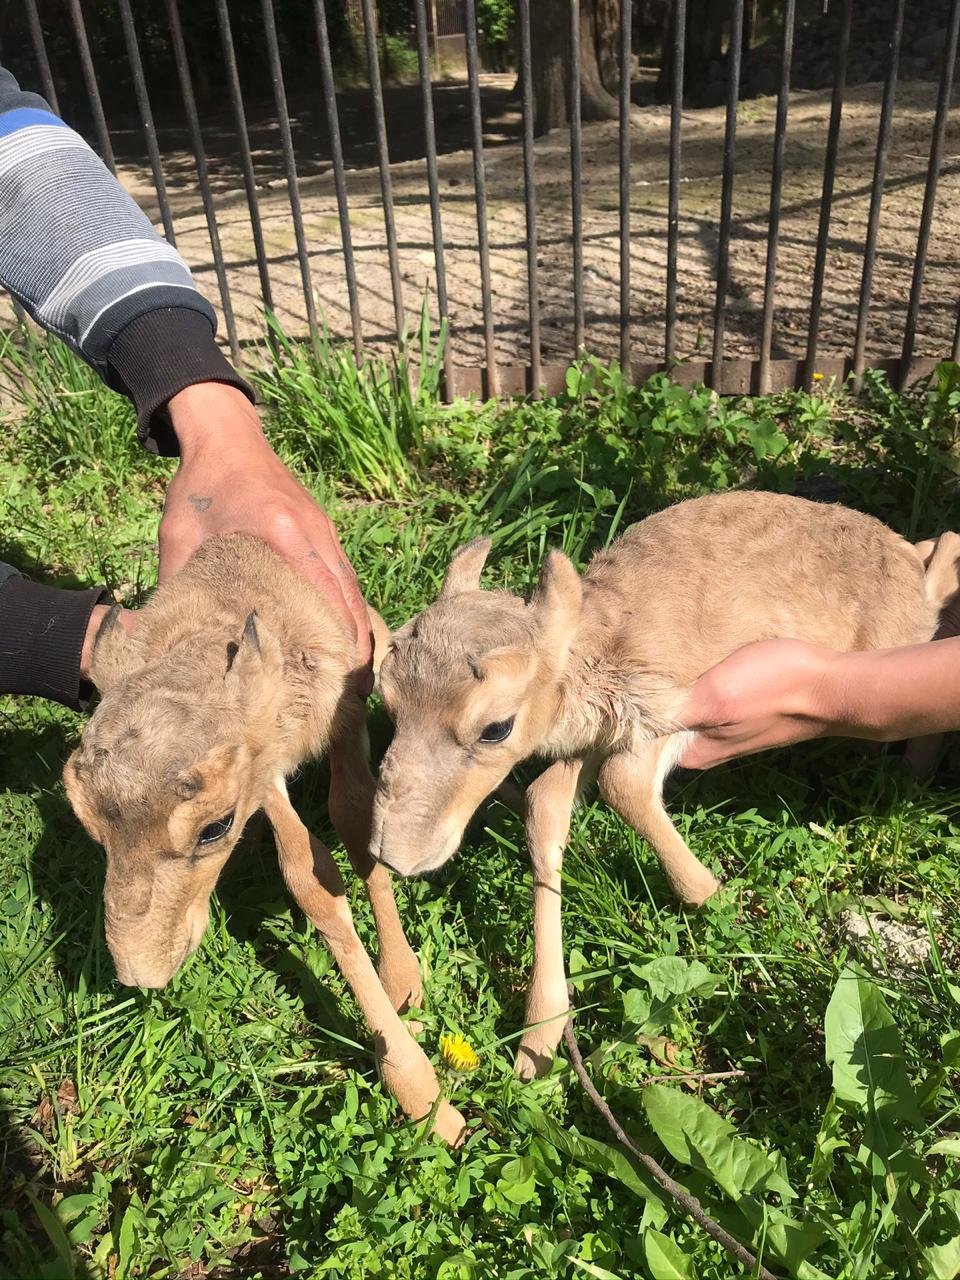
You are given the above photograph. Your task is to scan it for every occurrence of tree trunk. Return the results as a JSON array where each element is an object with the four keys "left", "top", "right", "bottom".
[
  {"left": 530, "top": 0, "right": 622, "bottom": 136},
  {"left": 656, "top": 0, "right": 727, "bottom": 100}
]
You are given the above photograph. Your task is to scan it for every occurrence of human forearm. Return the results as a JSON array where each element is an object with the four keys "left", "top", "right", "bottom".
[
  {"left": 0, "top": 65, "right": 251, "bottom": 453},
  {"left": 819, "top": 637, "right": 960, "bottom": 741}
]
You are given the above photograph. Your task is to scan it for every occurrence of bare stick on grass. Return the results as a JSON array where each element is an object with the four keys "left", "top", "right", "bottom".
[{"left": 562, "top": 1012, "right": 780, "bottom": 1280}]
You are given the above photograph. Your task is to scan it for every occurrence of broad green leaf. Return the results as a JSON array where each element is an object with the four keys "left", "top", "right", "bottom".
[
  {"left": 633, "top": 957, "right": 719, "bottom": 1002},
  {"left": 809, "top": 1092, "right": 847, "bottom": 1186},
  {"left": 824, "top": 967, "right": 922, "bottom": 1123},
  {"left": 930, "top": 1138, "right": 960, "bottom": 1158},
  {"left": 642, "top": 1228, "right": 694, "bottom": 1278},
  {"left": 923, "top": 1193, "right": 960, "bottom": 1279},
  {"left": 643, "top": 1084, "right": 794, "bottom": 1202},
  {"left": 524, "top": 1106, "right": 667, "bottom": 1226},
  {"left": 737, "top": 1199, "right": 830, "bottom": 1278},
  {"left": 572, "top": 1260, "right": 626, "bottom": 1280}
]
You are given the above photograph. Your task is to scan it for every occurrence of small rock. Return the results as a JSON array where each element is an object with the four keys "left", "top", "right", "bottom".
[{"left": 840, "top": 910, "right": 931, "bottom": 975}]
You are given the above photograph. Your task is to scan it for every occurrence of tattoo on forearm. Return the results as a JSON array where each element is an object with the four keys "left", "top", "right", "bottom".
[{"left": 188, "top": 495, "right": 212, "bottom": 513}]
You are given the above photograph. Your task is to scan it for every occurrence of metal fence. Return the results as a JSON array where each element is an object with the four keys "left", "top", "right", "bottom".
[{"left": 16, "top": 0, "right": 960, "bottom": 399}]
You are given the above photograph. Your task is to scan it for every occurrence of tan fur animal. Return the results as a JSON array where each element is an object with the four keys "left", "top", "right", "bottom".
[
  {"left": 371, "top": 491, "right": 960, "bottom": 1080},
  {"left": 63, "top": 533, "right": 464, "bottom": 1144}
]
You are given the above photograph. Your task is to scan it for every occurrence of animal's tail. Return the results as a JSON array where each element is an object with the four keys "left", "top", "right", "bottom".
[{"left": 915, "top": 531, "right": 960, "bottom": 614}]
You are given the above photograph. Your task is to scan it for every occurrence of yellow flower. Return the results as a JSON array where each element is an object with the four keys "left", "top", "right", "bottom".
[
  {"left": 440, "top": 1032, "right": 479, "bottom": 1072},
  {"left": 812, "top": 371, "right": 824, "bottom": 382}
]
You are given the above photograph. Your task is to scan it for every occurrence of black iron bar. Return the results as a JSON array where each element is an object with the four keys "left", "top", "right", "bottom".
[
  {"left": 804, "top": 0, "right": 852, "bottom": 386},
  {"left": 711, "top": 0, "right": 744, "bottom": 389},
  {"left": 261, "top": 0, "right": 316, "bottom": 336},
  {"left": 413, "top": 0, "right": 452, "bottom": 392},
  {"left": 24, "top": 0, "right": 59, "bottom": 114},
  {"left": 215, "top": 0, "right": 273, "bottom": 315},
  {"left": 164, "top": 0, "right": 239, "bottom": 364},
  {"left": 665, "top": 0, "right": 686, "bottom": 362},
  {"left": 757, "top": 0, "right": 795, "bottom": 392},
  {"left": 66, "top": 0, "right": 116, "bottom": 173},
  {"left": 852, "top": 0, "right": 905, "bottom": 380},
  {"left": 117, "top": 0, "right": 176, "bottom": 246},
  {"left": 311, "top": 0, "right": 363, "bottom": 360},
  {"left": 518, "top": 0, "right": 541, "bottom": 394},
  {"left": 359, "top": 0, "right": 405, "bottom": 343},
  {"left": 618, "top": 0, "right": 632, "bottom": 372},
  {"left": 900, "top": 0, "right": 960, "bottom": 381},
  {"left": 570, "top": 0, "right": 584, "bottom": 354},
  {"left": 464, "top": 0, "right": 498, "bottom": 395}
]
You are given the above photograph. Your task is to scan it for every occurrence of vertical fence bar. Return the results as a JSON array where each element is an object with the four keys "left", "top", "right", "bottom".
[
  {"left": 360, "top": 0, "right": 405, "bottom": 343},
  {"left": 953, "top": 303, "right": 960, "bottom": 365},
  {"left": 117, "top": 0, "right": 176, "bottom": 246},
  {"left": 899, "top": 0, "right": 960, "bottom": 382},
  {"left": 618, "top": 0, "right": 632, "bottom": 373},
  {"left": 164, "top": 0, "right": 240, "bottom": 364},
  {"left": 24, "top": 0, "right": 59, "bottom": 114},
  {"left": 413, "top": 0, "right": 452, "bottom": 392},
  {"left": 851, "top": 0, "right": 905, "bottom": 380},
  {"left": 711, "top": 0, "right": 744, "bottom": 389},
  {"left": 665, "top": 0, "right": 686, "bottom": 362},
  {"left": 464, "top": 0, "right": 498, "bottom": 395},
  {"left": 214, "top": 0, "right": 273, "bottom": 315},
  {"left": 261, "top": 0, "right": 316, "bottom": 336},
  {"left": 66, "top": 0, "right": 116, "bottom": 173},
  {"left": 804, "top": 0, "right": 852, "bottom": 386},
  {"left": 757, "top": 0, "right": 795, "bottom": 392},
  {"left": 518, "top": 0, "right": 541, "bottom": 394},
  {"left": 570, "top": 0, "right": 585, "bottom": 355},
  {"left": 311, "top": 0, "right": 363, "bottom": 361}
]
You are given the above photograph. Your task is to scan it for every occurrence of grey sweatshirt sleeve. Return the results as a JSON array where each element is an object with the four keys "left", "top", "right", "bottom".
[{"left": 0, "top": 64, "right": 252, "bottom": 455}]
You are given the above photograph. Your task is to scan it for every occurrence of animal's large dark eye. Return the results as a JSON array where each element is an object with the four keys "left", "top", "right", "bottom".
[
  {"left": 479, "top": 716, "right": 515, "bottom": 744},
  {"left": 197, "top": 812, "right": 234, "bottom": 847}
]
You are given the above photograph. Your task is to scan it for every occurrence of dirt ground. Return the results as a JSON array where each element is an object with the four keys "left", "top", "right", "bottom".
[{"left": 113, "top": 73, "right": 960, "bottom": 377}]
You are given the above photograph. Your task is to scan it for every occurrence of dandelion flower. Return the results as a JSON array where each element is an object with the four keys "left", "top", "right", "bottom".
[
  {"left": 812, "top": 371, "right": 824, "bottom": 382},
  {"left": 440, "top": 1032, "right": 479, "bottom": 1072}
]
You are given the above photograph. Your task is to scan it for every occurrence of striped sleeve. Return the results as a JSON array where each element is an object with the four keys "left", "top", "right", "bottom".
[{"left": 0, "top": 66, "right": 251, "bottom": 455}]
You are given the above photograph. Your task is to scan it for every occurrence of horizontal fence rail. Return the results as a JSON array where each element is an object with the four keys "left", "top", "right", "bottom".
[{"left": 7, "top": 0, "right": 960, "bottom": 398}]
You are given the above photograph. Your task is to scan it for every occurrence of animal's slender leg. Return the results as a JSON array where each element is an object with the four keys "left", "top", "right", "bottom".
[
  {"left": 598, "top": 739, "right": 720, "bottom": 906},
  {"left": 264, "top": 783, "right": 465, "bottom": 1145},
  {"left": 328, "top": 703, "right": 423, "bottom": 1015},
  {"left": 515, "top": 757, "right": 585, "bottom": 1082}
]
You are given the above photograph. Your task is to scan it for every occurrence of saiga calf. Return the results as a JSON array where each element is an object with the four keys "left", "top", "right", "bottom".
[
  {"left": 370, "top": 491, "right": 960, "bottom": 1079},
  {"left": 64, "top": 534, "right": 465, "bottom": 1143}
]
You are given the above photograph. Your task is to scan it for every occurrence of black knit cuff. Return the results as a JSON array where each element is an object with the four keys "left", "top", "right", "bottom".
[
  {"left": 105, "top": 307, "right": 255, "bottom": 457},
  {"left": 0, "top": 574, "right": 111, "bottom": 711}
]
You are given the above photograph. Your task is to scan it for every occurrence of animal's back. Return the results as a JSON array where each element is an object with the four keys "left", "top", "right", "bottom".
[{"left": 583, "top": 492, "right": 934, "bottom": 686}]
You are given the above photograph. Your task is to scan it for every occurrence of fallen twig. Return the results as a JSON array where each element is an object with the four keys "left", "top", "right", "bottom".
[
  {"left": 640, "top": 1067, "right": 749, "bottom": 1087},
  {"left": 563, "top": 1011, "right": 780, "bottom": 1280}
]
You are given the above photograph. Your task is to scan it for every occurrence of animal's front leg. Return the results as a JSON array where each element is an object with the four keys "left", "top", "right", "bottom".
[
  {"left": 516, "top": 757, "right": 585, "bottom": 1081},
  {"left": 328, "top": 708, "right": 424, "bottom": 1016},
  {"left": 264, "top": 782, "right": 465, "bottom": 1145},
  {"left": 598, "top": 739, "right": 720, "bottom": 906}
]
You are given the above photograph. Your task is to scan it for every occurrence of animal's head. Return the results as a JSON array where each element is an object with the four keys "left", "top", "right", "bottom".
[
  {"left": 372, "top": 539, "right": 582, "bottom": 876},
  {"left": 63, "top": 608, "right": 285, "bottom": 988}
]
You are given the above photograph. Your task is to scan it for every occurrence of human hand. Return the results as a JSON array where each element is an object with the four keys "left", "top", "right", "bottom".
[
  {"left": 158, "top": 382, "right": 372, "bottom": 687},
  {"left": 677, "top": 638, "right": 836, "bottom": 769}
]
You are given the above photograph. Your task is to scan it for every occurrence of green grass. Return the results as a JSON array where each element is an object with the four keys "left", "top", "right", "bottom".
[{"left": 2, "top": 319, "right": 960, "bottom": 1279}]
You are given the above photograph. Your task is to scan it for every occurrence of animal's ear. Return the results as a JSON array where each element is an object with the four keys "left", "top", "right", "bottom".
[
  {"left": 441, "top": 537, "right": 492, "bottom": 598},
  {"left": 531, "top": 550, "right": 583, "bottom": 660},
  {"left": 368, "top": 606, "right": 391, "bottom": 677},
  {"left": 225, "top": 612, "right": 283, "bottom": 696},
  {"left": 88, "top": 605, "right": 139, "bottom": 692},
  {"left": 62, "top": 749, "right": 103, "bottom": 843}
]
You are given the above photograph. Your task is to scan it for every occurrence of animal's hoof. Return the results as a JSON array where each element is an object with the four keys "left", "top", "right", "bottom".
[
  {"left": 514, "top": 1034, "right": 560, "bottom": 1081},
  {"left": 432, "top": 1100, "right": 468, "bottom": 1147},
  {"left": 678, "top": 869, "right": 721, "bottom": 908}
]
